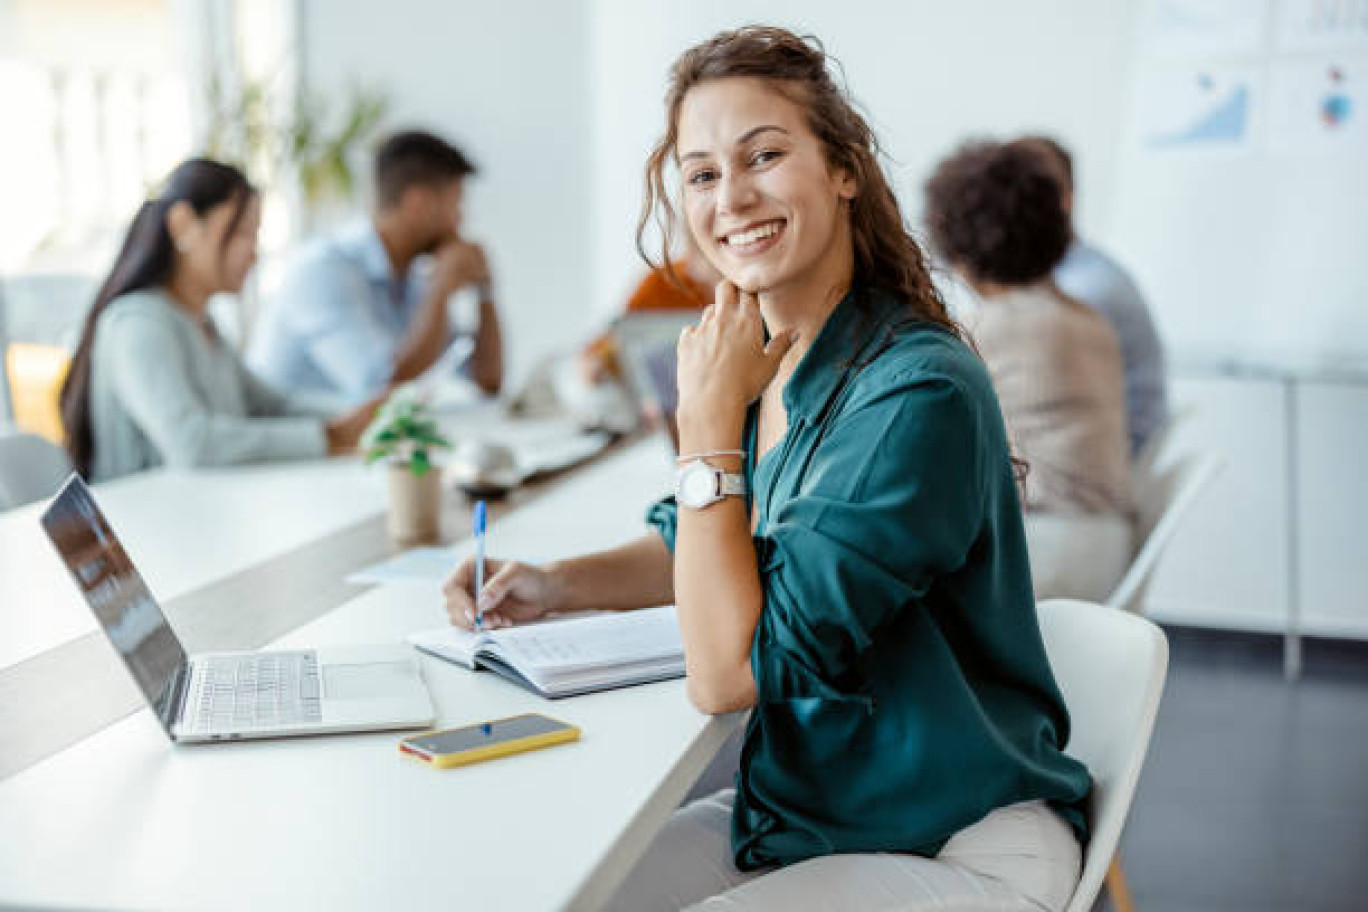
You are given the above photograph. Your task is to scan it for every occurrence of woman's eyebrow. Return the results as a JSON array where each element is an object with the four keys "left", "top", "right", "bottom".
[
  {"left": 736, "top": 124, "right": 788, "bottom": 145},
  {"left": 680, "top": 124, "right": 790, "bottom": 162}
]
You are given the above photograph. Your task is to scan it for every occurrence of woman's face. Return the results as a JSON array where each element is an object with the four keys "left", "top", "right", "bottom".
[
  {"left": 179, "top": 192, "right": 261, "bottom": 295},
  {"left": 676, "top": 77, "right": 855, "bottom": 296}
]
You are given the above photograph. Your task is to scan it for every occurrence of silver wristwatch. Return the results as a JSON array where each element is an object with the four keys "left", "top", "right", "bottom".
[{"left": 674, "top": 459, "right": 746, "bottom": 510}]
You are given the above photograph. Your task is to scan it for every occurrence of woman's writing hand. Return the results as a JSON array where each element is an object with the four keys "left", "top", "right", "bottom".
[{"left": 442, "top": 557, "right": 564, "bottom": 630}]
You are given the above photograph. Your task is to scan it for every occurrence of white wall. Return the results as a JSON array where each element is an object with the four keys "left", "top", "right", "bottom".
[
  {"left": 300, "top": 0, "right": 594, "bottom": 383},
  {"left": 1108, "top": 16, "right": 1368, "bottom": 366},
  {"left": 589, "top": 0, "right": 1142, "bottom": 314}
]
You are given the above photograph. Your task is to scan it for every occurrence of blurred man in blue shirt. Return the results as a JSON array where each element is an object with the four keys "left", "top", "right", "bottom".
[
  {"left": 249, "top": 130, "right": 503, "bottom": 405},
  {"left": 1022, "top": 135, "right": 1169, "bottom": 457}
]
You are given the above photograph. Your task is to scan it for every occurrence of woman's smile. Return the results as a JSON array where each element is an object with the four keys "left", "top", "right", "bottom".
[{"left": 717, "top": 218, "right": 787, "bottom": 257}]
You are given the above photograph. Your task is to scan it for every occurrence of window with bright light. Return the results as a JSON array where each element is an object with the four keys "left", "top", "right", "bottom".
[{"left": 0, "top": 0, "right": 192, "bottom": 275}]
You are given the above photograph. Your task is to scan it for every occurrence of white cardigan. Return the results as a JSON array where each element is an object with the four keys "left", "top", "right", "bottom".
[{"left": 88, "top": 289, "right": 326, "bottom": 481}]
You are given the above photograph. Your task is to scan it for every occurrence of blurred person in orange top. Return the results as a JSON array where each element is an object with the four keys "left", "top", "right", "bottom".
[{"left": 580, "top": 250, "right": 719, "bottom": 385}]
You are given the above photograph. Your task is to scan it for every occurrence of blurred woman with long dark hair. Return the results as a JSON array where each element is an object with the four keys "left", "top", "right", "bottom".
[{"left": 60, "top": 159, "right": 376, "bottom": 481}]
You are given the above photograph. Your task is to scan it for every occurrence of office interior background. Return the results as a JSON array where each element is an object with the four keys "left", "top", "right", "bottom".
[{"left": 1, "top": 0, "right": 1366, "bottom": 910}]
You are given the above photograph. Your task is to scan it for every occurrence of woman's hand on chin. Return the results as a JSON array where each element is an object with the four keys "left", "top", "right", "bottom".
[{"left": 676, "top": 281, "right": 797, "bottom": 435}]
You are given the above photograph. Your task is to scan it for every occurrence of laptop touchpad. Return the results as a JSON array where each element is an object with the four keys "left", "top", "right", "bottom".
[{"left": 324, "top": 662, "right": 415, "bottom": 700}]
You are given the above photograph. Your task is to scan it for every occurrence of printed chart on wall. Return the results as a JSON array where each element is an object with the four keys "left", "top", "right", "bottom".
[
  {"left": 1129, "top": 64, "right": 1261, "bottom": 155},
  {"left": 1110, "top": 0, "right": 1368, "bottom": 365}
]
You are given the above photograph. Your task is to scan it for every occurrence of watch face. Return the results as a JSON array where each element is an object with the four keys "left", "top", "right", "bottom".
[{"left": 678, "top": 462, "right": 718, "bottom": 507}]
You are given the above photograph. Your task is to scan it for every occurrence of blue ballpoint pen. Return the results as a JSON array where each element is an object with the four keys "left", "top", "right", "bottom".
[{"left": 473, "top": 500, "right": 487, "bottom": 630}]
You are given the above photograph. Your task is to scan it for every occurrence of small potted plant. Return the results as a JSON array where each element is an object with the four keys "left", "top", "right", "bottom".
[{"left": 362, "top": 387, "right": 452, "bottom": 545}]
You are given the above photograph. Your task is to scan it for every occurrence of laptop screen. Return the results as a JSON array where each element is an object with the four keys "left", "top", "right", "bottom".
[
  {"left": 612, "top": 310, "right": 699, "bottom": 453},
  {"left": 40, "top": 475, "right": 187, "bottom": 735}
]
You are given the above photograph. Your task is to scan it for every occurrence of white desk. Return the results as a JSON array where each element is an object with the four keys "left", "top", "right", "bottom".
[
  {"left": 0, "top": 460, "right": 387, "bottom": 669},
  {"left": 0, "top": 436, "right": 741, "bottom": 910}
]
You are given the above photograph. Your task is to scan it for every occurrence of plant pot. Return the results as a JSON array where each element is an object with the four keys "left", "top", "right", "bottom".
[{"left": 387, "top": 464, "right": 443, "bottom": 546}]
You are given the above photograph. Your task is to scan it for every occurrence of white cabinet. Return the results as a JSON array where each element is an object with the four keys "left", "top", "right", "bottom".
[
  {"left": 1145, "top": 369, "right": 1368, "bottom": 642},
  {"left": 1146, "top": 375, "right": 1291, "bottom": 633},
  {"left": 1297, "top": 382, "right": 1368, "bottom": 638}
]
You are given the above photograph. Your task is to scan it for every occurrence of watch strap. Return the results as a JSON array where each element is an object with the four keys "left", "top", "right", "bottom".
[{"left": 718, "top": 472, "right": 745, "bottom": 498}]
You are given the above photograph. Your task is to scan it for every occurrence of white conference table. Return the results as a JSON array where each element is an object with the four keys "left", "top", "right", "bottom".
[
  {"left": 0, "top": 436, "right": 742, "bottom": 911},
  {"left": 0, "top": 459, "right": 389, "bottom": 670}
]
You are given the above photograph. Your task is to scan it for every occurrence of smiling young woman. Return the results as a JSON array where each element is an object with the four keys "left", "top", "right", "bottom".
[{"left": 441, "top": 26, "right": 1092, "bottom": 911}]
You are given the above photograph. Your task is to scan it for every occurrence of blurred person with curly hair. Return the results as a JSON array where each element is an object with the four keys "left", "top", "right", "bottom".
[
  {"left": 1019, "top": 135, "right": 1169, "bottom": 457},
  {"left": 925, "top": 138, "right": 1133, "bottom": 602}
]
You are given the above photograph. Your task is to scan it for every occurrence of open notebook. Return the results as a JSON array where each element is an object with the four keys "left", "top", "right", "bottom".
[{"left": 407, "top": 606, "right": 685, "bottom": 699}]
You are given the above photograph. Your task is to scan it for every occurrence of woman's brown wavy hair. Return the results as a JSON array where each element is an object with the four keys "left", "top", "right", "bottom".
[{"left": 636, "top": 25, "right": 960, "bottom": 337}]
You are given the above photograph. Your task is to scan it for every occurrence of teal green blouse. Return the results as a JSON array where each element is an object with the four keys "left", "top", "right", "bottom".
[{"left": 647, "top": 287, "right": 1091, "bottom": 870}]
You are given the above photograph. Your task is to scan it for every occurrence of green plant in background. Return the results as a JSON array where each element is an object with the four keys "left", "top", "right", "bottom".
[
  {"left": 362, "top": 387, "right": 451, "bottom": 477},
  {"left": 204, "top": 72, "right": 388, "bottom": 206},
  {"left": 288, "top": 86, "right": 388, "bottom": 203}
]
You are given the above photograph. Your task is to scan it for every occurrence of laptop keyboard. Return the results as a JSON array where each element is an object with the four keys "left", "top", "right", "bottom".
[{"left": 195, "top": 651, "right": 322, "bottom": 732}]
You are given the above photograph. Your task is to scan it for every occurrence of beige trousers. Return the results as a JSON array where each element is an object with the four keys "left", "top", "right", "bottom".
[{"left": 606, "top": 790, "right": 1082, "bottom": 912}]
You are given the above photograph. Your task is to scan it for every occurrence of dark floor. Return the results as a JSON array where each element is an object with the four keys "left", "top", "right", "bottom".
[{"left": 1095, "top": 627, "right": 1368, "bottom": 912}]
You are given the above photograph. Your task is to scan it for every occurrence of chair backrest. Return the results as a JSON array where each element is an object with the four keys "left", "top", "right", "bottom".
[
  {"left": 0, "top": 272, "right": 95, "bottom": 348},
  {"left": 0, "top": 429, "right": 73, "bottom": 510},
  {"left": 1130, "top": 407, "right": 1189, "bottom": 484},
  {"left": 1038, "top": 599, "right": 1168, "bottom": 912},
  {"left": 1108, "top": 450, "right": 1224, "bottom": 614},
  {"left": 0, "top": 281, "right": 12, "bottom": 423},
  {"left": 1, "top": 272, "right": 93, "bottom": 434}
]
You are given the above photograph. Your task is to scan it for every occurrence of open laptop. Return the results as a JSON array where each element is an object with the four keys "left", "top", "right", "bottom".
[
  {"left": 612, "top": 309, "right": 700, "bottom": 453},
  {"left": 40, "top": 474, "right": 436, "bottom": 743}
]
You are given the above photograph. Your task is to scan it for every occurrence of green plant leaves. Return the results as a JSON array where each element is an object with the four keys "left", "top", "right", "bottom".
[
  {"left": 202, "top": 75, "right": 389, "bottom": 205},
  {"left": 410, "top": 449, "right": 431, "bottom": 478},
  {"left": 362, "top": 387, "right": 452, "bottom": 476}
]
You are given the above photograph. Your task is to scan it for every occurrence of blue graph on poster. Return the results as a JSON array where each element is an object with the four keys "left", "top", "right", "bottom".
[{"left": 1149, "top": 80, "right": 1251, "bottom": 146}]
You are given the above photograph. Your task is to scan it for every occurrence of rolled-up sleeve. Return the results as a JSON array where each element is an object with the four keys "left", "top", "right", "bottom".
[
  {"left": 644, "top": 495, "right": 679, "bottom": 552},
  {"left": 749, "top": 372, "right": 987, "bottom": 702}
]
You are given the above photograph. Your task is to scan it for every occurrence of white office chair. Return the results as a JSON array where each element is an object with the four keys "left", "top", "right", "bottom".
[
  {"left": 0, "top": 280, "right": 12, "bottom": 424},
  {"left": 1038, "top": 599, "right": 1169, "bottom": 912},
  {"left": 0, "top": 429, "right": 73, "bottom": 510},
  {"left": 1129, "top": 409, "right": 1190, "bottom": 486},
  {"left": 1108, "top": 450, "right": 1224, "bottom": 615}
]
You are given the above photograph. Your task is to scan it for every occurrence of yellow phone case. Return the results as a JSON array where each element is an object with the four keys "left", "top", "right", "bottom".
[{"left": 400, "top": 715, "right": 580, "bottom": 769}]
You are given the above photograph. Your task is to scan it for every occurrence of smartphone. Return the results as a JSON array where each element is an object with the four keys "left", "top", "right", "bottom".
[{"left": 399, "top": 713, "right": 580, "bottom": 768}]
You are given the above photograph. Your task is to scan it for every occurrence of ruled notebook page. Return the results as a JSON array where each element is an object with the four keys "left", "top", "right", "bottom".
[{"left": 488, "top": 606, "right": 683, "bottom": 672}]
